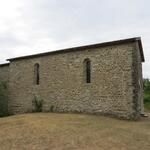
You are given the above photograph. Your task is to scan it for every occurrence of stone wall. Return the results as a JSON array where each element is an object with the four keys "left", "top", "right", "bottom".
[
  {"left": 8, "top": 42, "right": 143, "bottom": 119},
  {"left": 0, "top": 64, "right": 9, "bottom": 82},
  {"left": 132, "top": 42, "right": 144, "bottom": 116},
  {"left": 0, "top": 63, "right": 9, "bottom": 116}
]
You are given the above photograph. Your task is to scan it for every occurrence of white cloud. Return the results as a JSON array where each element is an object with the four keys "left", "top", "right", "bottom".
[{"left": 0, "top": 0, "right": 149, "bottom": 78}]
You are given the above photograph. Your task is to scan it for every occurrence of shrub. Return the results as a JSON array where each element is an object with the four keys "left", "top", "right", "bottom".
[
  {"left": 32, "top": 96, "right": 43, "bottom": 112},
  {"left": 50, "top": 105, "right": 54, "bottom": 112}
]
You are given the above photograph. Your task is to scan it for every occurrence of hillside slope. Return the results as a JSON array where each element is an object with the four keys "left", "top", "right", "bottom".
[{"left": 0, "top": 113, "right": 150, "bottom": 150}]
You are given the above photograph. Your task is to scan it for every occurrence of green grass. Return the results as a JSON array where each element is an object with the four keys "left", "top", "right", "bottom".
[{"left": 0, "top": 113, "right": 149, "bottom": 150}]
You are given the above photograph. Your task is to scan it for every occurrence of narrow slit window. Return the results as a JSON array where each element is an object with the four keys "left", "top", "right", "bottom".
[
  {"left": 34, "top": 63, "right": 40, "bottom": 85},
  {"left": 85, "top": 59, "right": 91, "bottom": 83}
]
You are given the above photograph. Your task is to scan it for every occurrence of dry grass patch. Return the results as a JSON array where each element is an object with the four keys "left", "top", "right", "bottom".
[{"left": 0, "top": 113, "right": 150, "bottom": 150}]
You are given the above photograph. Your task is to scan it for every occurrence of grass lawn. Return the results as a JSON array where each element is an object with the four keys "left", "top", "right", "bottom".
[{"left": 0, "top": 113, "right": 150, "bottom": 150}]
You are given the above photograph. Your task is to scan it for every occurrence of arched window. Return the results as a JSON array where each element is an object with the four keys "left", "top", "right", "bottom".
[
  {"left": 34, "top": 63, "right": 40, "bottom": 85},
  {"left": 84, "top": 59, "right": 91, "bottom": 83}
]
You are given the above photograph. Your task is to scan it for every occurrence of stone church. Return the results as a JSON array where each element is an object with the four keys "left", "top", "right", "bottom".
[{"left": 0, "top": 37, "right": 145, "bottom": 119}]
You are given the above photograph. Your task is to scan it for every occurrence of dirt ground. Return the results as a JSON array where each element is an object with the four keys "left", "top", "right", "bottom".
[{"left": 0, "top": 113, "right": 149, "bottom": 150}]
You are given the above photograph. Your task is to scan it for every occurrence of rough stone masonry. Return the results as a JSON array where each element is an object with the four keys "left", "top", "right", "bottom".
[{"left": 0, "top": 37, "right": 145, "bottom": 119}]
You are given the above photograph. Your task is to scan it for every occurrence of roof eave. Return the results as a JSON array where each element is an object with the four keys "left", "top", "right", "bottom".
[
  {"left": 6, "top": 37, "right": 145, "bottom": 62},
  {"left": 0, "top": 62, "right": 10, "bottom": 67},
  {"left": 136, "top": 37, "right": 145, "bottom": 62}
]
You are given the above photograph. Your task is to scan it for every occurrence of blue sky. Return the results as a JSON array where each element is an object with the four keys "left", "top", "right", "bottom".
[{"left": 0, "top": 0, "right": 149, "bottom": 78}]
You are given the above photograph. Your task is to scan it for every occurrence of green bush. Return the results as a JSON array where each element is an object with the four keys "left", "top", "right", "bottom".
[
  {"left": 0, "top": 81, "right": 9, "bottom": 117},
  {"left": 50, "top": 105, "right": 54, "bottom": 112},
  {"left": 32, "top": 96, "right": 43, "bottom": 112},
  {"left": 143, "top": 78, "right": 150, "bottom": 111}
]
